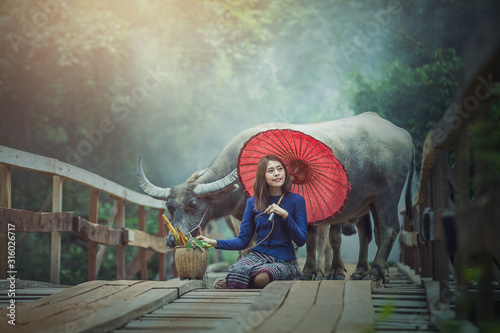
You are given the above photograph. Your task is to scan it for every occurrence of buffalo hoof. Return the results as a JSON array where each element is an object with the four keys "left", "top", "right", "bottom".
[
  {"left": 350, "top": 272, "right": 364, "bottom": 280},
  {"left": 360, "top": 271, "right": 384, "bottom": 281},
  {"left": 350, "top": 267, "right": 368, "bottom": 280},
  {"left": 326, "top": 268, "right": 346, "bottom": 280}
]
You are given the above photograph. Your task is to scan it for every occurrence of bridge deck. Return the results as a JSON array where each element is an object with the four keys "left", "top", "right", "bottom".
[{"left": 1, "top": 266, "right": 438, "bottom": 333}]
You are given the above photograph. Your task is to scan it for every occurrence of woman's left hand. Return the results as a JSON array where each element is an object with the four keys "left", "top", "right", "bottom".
[{"left": 265, "top": 203, "right": 288, "bottom": 220}]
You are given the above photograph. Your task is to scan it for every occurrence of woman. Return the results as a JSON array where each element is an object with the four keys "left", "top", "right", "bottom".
[{"left": 197, "top": 154, "right": 308, "bottom": 289}]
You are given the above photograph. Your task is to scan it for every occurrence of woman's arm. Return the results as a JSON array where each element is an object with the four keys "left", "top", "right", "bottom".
[
  {"left": 280, "top": 195, "right": 308, "bottom": 246},
  {"left": 200, "top": 198, "right": 256, "bottom": 250}
]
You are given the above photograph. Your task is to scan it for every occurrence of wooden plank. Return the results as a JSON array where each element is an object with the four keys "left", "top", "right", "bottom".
[
  {"left": 23, "top": 281, "right": 178, "bottom": 333},
  {"left": 150, "top": 304, "right": 248, "bottom": 317},
  {"left": 254, "top": 281, "right": 319, "bottom": 333},
  {"left": 78, "top": 288, "right": 177, "bottom": 332},
  {"left": 124, "top": 317, "right": 221, "bottom": 330},
  {"left": 186, "top": 291, "right": 261, "bottom": 297},
  {"left": 116, "top": 200, "right": 126, "bottom": 280},
  {"left": 372, "top": 288, "right": 426, "bottom": 295},
  {"left": 174, "top": 297, "right": 255, "bottom": 304},
  {"left": 50, "top": 175, "right": 63, "bottom": 285},
  {"left": 0, "top": 208, "right": 74, "bottom": 232},
  {"left": 96, "top": 201, "right": 117, "bottom": 275},
  {"left": 372, "top": 293, "right": 426, "bottom": 300},
  {"left": 123, "top": 229, "right": 167, "bottom": 254},
  {"left": 0, "top": 164, "right": 11, "bottom": 279},
  {"left": 0, "top": 288, "right": 67, "bottom": 296},
  {"left": 211, "top": 281, "right": 293, "bottom": 333},
  {"left": 373, "top": 299, "right": 428, "bottom": 308},
  {"left": 0, "top": 164, "right": 11, "bottom": 209},
  {"left": 158, "top": 209, "right": 166, "bottom": 281},
  {"left": 0, "top": 145, "right": 165, "bottom": 209},
  {"left": 336, "top": 281, "right": 374, "bottom": 333},
  {"left": 73, "top": 216, "right": 122, "bottom": 246},
  {"left": 138, "top": 205, "right": 147, "bottom": 280},
  {"left": 11, "top": 280, "right": 129, "bottom": 314},
  {"left": 17, "top": 284, "right": 134, "bottom": 324},
  {"left": 88, "top": 188, "right": 99, "bottom": 280},
  {"left": 12, "top": 280, "right": 200, "bottom": 333},
  {"left": 294, "top": 280, "right": 345, "bottom": 333}
]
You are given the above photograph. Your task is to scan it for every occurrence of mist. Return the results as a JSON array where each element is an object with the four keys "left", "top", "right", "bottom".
[{"left": 0, "top": 0, "right": 493, "bottom": 200}]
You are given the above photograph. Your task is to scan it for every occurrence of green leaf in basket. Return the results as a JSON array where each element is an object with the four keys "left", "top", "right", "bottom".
[
  {"left": 185, "top": 239, "right": 192, "bottom": 250},
  {"left": 192, "top": 237, "right": 205, "bottom": 249}
]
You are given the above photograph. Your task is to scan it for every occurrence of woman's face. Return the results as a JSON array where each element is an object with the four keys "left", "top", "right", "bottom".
[{"left": 265, "top": 160, "right": 286, "bottom": 192}]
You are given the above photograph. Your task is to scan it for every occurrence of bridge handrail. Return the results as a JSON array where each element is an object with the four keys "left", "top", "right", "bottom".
[
  {"left": 0, "top": 145, "right": 165, "bottom": 209},
  {"left": 0, "top": 145, "right": 170, "bottom": 284},
  {"left": 399, "top": 4, "right": 500, "bottom": 328}
]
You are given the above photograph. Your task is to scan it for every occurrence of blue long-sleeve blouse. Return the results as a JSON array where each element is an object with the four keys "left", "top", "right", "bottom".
[{"left": 216, "top": 192, "right": 308, "bottom": 261}]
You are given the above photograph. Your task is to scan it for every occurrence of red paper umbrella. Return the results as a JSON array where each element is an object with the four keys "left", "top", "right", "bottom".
[{"left": 237, "top": 129, "right": 350, "bottom": 224}]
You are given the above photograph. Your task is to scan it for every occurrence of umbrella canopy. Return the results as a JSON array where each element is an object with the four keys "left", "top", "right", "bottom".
[{"left": 237, "top": 129, "right": 350, "bottom": 224}]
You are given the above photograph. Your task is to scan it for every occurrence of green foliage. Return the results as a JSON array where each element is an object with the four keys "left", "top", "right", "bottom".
[
  {"left": 186, "top": 236, "right": 212, "bottom": 251},
  {"left": 344, "top": 48, "right": 462, "bottom": 146}
]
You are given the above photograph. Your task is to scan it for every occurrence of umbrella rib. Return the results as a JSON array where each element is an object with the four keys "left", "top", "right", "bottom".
[
  {"left": 241, "top": 144, "right": 278, "bottom": 156},
  {"left": 259, "top": 134, "right": 291, "bottom": 159},
  {"left": 310, "top": 168, "right": 351, "bottom": 191},
  {"left": 309, "top": 178, "right": 341, "bottom": 219},
  {"left": 310, "top": 175, "right": 349, "bottom": 209},
  {"left": 270, "top": 129, "right": 299, "bottom": 160},
  {"left": 302, "top": 181, "right": 319, "bottom": 223},
  {"left": 303, "top": 178, "right": 331, "bottom": 222},
  {"left": 245, "top": 133, "right": 286, "bottom": 157}
]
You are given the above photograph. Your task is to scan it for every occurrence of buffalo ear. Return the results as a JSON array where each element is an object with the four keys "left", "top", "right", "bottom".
[
  {"left": 196, "top": 183, "right": 239, "bottom": 201},
  {"left": 186, "top": 169, "right": 207, "bottom": 183}
]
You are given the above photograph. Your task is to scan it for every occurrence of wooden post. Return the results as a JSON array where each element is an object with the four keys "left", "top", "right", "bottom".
[
  {"left": 138, "top": 206, "right": 147, "bottom": 280},
  {"left": 88, "top": 188, "right": 99, "bottom": 281},
  {"left": 96, "top": 201, "right": 117, "bottom": 276},
  {"left": 432, "top": 151, "right": 450, "bottom": 298},
  {"left": 116, "top": 200, "right": 125, "bottom": 280},
  {"left": 454, "top": 130, "right": 471, "bottom": 319},
  {"left": 474, "top": 101, "right": 494, "bottom": 323},
  {"left": 158, "top": 209, "right": 165, "bottom": 281},
  {"left": 50, "top": 176, "right": 63, "bottom": 284},
  {"left": 0, "top": 164, "right": 11, "bottom": 279}
]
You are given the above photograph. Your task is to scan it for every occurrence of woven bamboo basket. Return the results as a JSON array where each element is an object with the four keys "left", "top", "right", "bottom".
[{"left": 175, "top": 246, "right": 208, "bottom": 280}]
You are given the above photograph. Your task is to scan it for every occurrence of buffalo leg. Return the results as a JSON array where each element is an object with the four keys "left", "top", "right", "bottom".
[
  {"left": 326, "top": 223, "right": 346, "bottom": 280},
  {"left": 364, "top": 200, "right": 400, "bottom": 281},
  {"left": 351, "top": 214, "right": 372, "bottom": 280},
  {"left": 300, "top": 224, "right": 318, "bottom": 280}
]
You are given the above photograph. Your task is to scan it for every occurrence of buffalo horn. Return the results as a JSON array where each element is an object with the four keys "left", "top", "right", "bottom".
[
  {"left": 136, "top": 154, "right": 171, "bottom": 200},
  {"left": 193, "top": 169, "right": 239, "bottom": 195}
]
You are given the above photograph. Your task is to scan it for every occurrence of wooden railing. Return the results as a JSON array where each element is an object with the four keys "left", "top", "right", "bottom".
[
  {"left": 0, "top": 146, "right": 169, "bottom": 284},
  {"left": 398, "top": 4, "right": 500, "bottom": 327}
]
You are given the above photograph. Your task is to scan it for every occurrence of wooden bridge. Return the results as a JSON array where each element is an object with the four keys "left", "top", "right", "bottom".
[
  {"left": 1, "top": 4, "right": 500, "bottom": 332},
  {"left": 1, "top": 264, "right": 440, "bottom": 333}
]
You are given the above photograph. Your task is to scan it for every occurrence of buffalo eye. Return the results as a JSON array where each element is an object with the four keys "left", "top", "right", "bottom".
[{"left": 186, "top": 198, "right": 198, "bottom": 211}]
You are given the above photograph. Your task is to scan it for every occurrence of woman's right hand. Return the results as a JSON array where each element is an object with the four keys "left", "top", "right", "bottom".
[{"left": 196, "top": 235, "right": 218, "bottom": 248}]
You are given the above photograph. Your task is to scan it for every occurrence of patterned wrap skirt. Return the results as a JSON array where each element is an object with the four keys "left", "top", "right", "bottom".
[{"left": 225, "top": 251, "right": 300, "bottom": 289}]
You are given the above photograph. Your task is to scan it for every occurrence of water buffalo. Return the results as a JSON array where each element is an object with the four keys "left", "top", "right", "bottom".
[{"left": 137, "top": 112, "right": 414, "bottom": 281}]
